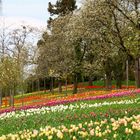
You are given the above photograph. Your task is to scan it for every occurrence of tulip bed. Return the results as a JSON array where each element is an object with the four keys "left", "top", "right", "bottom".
[
  {"left": 1, "top": 83, "right": 136, "bottom": 109},
  {"left": 1, "top": 114, "right": 140, "bottom": 140},
  {"left": 1, "top": 88, "right": 138, "bottom": 111},
  {"left": 0, "top": 89, "right": 140, "bottom": 139}
]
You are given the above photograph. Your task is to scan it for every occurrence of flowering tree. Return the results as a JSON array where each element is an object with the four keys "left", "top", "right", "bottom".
[{"left": 0, "top": 24, "right": 37, "bottom": 106}]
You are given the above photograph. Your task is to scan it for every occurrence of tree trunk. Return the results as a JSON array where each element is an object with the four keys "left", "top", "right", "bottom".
[
  {"left": 73, "top": 73, "right": 78, "bottom": 94},
  {"left": 126, "top": 60, "right": 129, "bottom": 88},
  {"left": 88, "top": 76, "right": 93, "bottom": 86},
  {"left": 37, "top": 79, "right": 40, "bottom": 91},
  {"left": 104, "top": 75, "right": 106, "bottom": 87},
  {"left": 58, "top": 79, "right": 62, "bottom": 93},
  {"left": 32, "top": 80, "right": 34, "bottom": 92},
  {"left": 0, "top": 89, "right": 2, "bottom": 107},
  {"left": 114, "top": 72, "right": 123, "bottom": 89},
  {"left": 65, "top": 78, "right": 68, "bottom": 95},
  {"left": 115, "top": 68, "right": 123, "bottom": 89},
  {"left": 135, "top": 58, "right": 140, "bottom": 88},
  {"left": 106, "top": 73, "right": 112, "bottom": 90},
  {"left": 5, "top": 89, "right": 8, "bottom": 107},
  {"left": 44, "top": 78, "right": 46, "bottom": 93},
  {"left": 9, "top": 89, "right": 14, "bottom": 107},
  {"left": 116, "top": 78, "right": 122, "bottom": 89},
  {"left": 104, "top": 59, "right": 112, "bottom": 90},
  {"left": 50, "top": 77, "right": 54, "bottom": 93}
]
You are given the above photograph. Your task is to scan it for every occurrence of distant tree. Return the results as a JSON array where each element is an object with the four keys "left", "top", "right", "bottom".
[
  {"left": 48, "top": 0, "right": 77, "bottom": 16},
  {"left": 0, "top": 23, "right": 37, "bottom": 107},
  {"left": 37, "top": 15, "right": 73, "bottom": 93},
  {"left": 0, "top": 57, "right": 20, "bottom": 107},
  {"left": 36, "top": 0, "right": 77, "bottom": 93},
  {"left": 47, "top": 0, "right": 77, "bottom": 28}
]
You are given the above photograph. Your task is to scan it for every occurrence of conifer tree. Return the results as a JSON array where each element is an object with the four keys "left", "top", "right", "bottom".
[
  {"left": 47, "top": 0, "right": 77, "bottom": 27},
  {"left": 48, "top": 0, "right": 77, "bottom": 16}
]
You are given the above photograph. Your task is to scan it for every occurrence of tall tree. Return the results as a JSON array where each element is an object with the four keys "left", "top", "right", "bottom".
[
  {"left": 105, "top": 0, "right": 140, "bottom": 87},
  {"left": 48, "top": 0, "right": 77, "bottom": 16},
  {"left": 47, "top": 0, "right": 77, "bottom": 28},
  {"left": 79, "top": 0, "right": 139, "bottom": 89},
  {"left": 0, "top": 24, "right": 37, "bottom": 107},
  {"left": 37, "top": 15, "right": 73, "bottom": 93},
  {"left": 36, "top": 0, "right": 77, "bottom": 93},
  {"left": 0, "top": 57, "right": 20, "bottom": 107}
]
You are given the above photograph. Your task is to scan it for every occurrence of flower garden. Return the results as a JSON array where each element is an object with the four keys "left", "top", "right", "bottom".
[
  {"left": 0, "top": 0, "right": 140, "bottom": 139},
  {"left": 0, "top": 87, "right": 140, "bottom": 140}
]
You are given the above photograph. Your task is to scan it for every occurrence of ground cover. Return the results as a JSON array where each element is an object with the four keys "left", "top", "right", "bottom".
[
  {"left": 0, "top": 88, "right": 138, "bottom": 113},
  {"left": 1, "top": 113, "right": 140, "bottom": 140},
  {"left": 0, "top": 90, "right": 140, "bottom": 139},
  {"left": 1, "top": 81, "right": 136, "bottom": 109}
]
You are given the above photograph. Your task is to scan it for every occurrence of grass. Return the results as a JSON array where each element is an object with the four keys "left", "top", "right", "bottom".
[
  {"left": 92, "top": 80, "right": 135, "bottom": 86},
  {"left": 0, "top": 94, "right": 139, "bottom": 136},
  {"left": 0, "top": 81, "right": 139, "bottom": 139}
]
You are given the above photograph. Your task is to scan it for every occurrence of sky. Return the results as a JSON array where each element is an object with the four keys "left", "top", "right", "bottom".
[
  {"left": 0, "top": 0, "right": 57, "bottom": 29},
  {"left": 0, "top": 0, "right": 82, "bottom": 29}
]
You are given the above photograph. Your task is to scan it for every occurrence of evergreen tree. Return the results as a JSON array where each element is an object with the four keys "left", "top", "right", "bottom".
[
  {"left": 48, "top": 0, "right": 77, "bottom": 16},
  {"left": 47, "top": 0, "right": 77, "bottom": 28}
]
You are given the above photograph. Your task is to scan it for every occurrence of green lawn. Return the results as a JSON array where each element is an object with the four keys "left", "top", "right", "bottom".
[{"left": 0, "top": 94, "right": 139, "bottom": 136}]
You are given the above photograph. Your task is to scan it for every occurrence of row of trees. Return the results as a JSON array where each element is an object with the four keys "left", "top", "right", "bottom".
[{"left": 36, "top": 0, "right": 140, "bottom": 93}]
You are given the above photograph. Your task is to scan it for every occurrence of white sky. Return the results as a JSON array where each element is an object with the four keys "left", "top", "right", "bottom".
[
  {"left": 0, "top": 0, "right": 82, "bottom": 29},
  {"left": 0, "top": 0, "right": 58, "bottom": 29}
]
